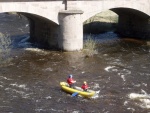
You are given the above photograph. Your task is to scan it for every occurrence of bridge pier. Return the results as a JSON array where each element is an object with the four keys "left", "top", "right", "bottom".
[{"left": 58, "top": 10, "right": 84, "bottom": 51}]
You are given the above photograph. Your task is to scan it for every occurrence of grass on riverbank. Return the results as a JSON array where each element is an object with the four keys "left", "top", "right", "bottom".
[
  {"left": 83, "top": 35, "right": 98, "bottom": 57},
  {"left": 0, "top": 32, "right": 12, "bottom": 66}
]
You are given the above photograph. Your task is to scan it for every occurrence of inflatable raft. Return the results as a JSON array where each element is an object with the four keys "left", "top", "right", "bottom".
[{"left": 60, "top": 82, "right": 95, "bottom": 98}]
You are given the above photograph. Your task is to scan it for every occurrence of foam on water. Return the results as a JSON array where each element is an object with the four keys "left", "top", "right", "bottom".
[
  {"left": 35, "top": 108, "right": 44, "bottom": 112},
  {"left": 91, "top": 90, "right": 100, "bottom": 99},
  {"left": 104, "top": 66, "right": 115, "bottom": 72},
  {"left": 93, "top": 83, "right": 100, "bottom": 89},
  {"left": 128, "top": 90, "right": 150, "bottom": 109},
  {"left": 120, "top": 75, "right": 126, "bottom": 81},
  {"left": 142, "top": 83, "right": 147, "bottom": 87},
  {"left": 10, "top": 83, "right": 29, "bottom": 90},
  {"left": 127, "top": 108, "right": 135, "bottom": 112},
  {"left": 5, "top": 88, "right": 25, "bottom": 95},
  {"left": 104, "top": 65, "right": 132, "bottom": 82},
  {"left": 5, "top": 87, "right": 32, "bottom": 99},
  {"left": 43, "top": 67, "right": 53, "bottom": 72},
  {"left": 45, "top": 96, "right": 52, "bottom": 100},
  {"left": 25, "top": 48, "right": 49, "bottom": 55},
  {"left": 124, "top": 101, "right": 129, "bottom": 106},
  {"left": 49, "top": 108, "right": 64, "bottom": 112},
  {"left": 0, "top": 76, "right": 12, "bottom": 80},
  {"left": 72, "top": 111, "right": 80, "bottom": 113}
]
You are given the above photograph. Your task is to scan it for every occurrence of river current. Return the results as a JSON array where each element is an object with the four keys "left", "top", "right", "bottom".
[{"left": 0, "top": 13, "right": 150, "bottom": 113}]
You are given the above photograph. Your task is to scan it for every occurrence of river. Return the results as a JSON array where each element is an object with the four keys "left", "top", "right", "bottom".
[{"left": 0, "top": 13, "right": 150, "bottom": 113}]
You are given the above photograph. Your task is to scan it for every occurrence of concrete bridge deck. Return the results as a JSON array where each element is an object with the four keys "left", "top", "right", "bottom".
[{"left": 0, "top": 0, "right": 149, "bottom": 51}]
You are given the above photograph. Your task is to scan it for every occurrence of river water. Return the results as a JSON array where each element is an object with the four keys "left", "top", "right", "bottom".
[{"left": 0, "top": 13, "right": 150, "bottom": 113}]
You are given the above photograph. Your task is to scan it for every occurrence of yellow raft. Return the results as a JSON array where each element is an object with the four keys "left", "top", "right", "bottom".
[{"left": 60, "top": 82, "right": 95, "bottom": 98}]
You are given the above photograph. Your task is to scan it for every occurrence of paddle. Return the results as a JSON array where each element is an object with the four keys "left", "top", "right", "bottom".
[{"left": 71, "top": 92, "right": 78, "bottom": 97}]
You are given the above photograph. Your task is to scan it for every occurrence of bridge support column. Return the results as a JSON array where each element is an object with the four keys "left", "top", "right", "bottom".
[{"left": 59, "top": 10, "right": 83, "bottom": 51}]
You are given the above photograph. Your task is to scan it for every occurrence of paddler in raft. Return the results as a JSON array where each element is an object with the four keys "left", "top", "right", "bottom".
[
  {"left": 67, "top": 74, "right": 76, "bottom": 88},
  {"left": 81, "top": 81, "right": 89, "bottom": 91}
]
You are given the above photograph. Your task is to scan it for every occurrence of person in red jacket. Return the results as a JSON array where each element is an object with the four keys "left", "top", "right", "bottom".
[
  {"left": 81, "top": 81, "right": 89, "bottom": 91},
  {"left": 67, "top": 75, "right": 76, "bottom": 88}
]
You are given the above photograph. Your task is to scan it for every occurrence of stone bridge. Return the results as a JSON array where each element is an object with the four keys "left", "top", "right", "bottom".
[{"left": 0, "top": 0, "right": 150, "bottom": 51}]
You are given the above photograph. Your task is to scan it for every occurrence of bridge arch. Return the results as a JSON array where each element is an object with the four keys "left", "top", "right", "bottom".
[
  {"left": 83, "top": 7, "right": 149, "bottom": 38},
  {"left": 19, "top": 12, "right": 59, "bottom": 49},
  {"left": 0, "top": 11, "right": 59, "bottom": 49},
  {"left": 110, "top": 8, "right": 149, "bottom": 38},
  {"left": 82, "top": 7, "right": 149, "bottom": 23},
  {"left": 0, "top": 2, "right": 63, "bottom": 24}
]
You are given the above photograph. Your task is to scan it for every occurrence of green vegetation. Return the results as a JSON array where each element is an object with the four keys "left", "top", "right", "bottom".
[
  {"left": 83, "top": 35, "right": 98, "bottom": 57},
  {"left": 0, "top": 32, "right": 12, "bottom": 66}
]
